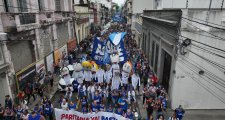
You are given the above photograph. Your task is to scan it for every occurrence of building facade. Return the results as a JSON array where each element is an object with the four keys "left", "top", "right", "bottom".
[
  {"left": 141, "top": 0, "right": 225, "bottom": 109},
  {"left": 74, "top": 0, "right": 90, "bottom": 43},
  {"left": 0, "top": 0, "right": 76, "bottom": 104}
]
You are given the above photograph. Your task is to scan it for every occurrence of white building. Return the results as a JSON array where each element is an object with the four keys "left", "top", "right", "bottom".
[
  {"left": 0, "top": 0, "right": 76, "bottom": 104},
  {"left": 123, "top": 0, "right": 154, "bottom": 47},
  {"left": 141, "top": 0, "right": 225, "bottom": 109}
]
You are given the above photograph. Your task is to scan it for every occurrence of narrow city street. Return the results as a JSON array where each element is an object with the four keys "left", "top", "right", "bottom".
[{"left": 0, "top": 0, "right": 225, "bottom": 120}]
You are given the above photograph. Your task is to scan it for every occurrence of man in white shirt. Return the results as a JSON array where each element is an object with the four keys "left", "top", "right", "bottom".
[
  {"left": 132, "top": 72, "right": 140, "bottom": 92},
  {"left": 84, "top": 70, "right": 92, "bottom": 83},
  {"left": 96, "top": 67, "right": 105, "bottom": 84},
  {"left": 105, "top": 65, "right": 112, "bottom": 84}
]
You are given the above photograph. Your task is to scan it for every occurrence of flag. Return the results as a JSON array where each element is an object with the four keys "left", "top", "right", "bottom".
[
  {"left": 91, "top": 37, "right": 105, "bottom": 65},
  {"left": 109, "top": 32, "right": 127, "bottom": 46},
  {"left": 103, "top": 40, "right": 111, "bottom": 64}
]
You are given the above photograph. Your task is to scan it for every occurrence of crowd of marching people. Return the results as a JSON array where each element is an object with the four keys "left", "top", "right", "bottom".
[
  {"left": 56, "top": 23, "right": 185, "bottom": 120},
  {"left": 0, "top": 22, "right": 185, "bottom": 120}
]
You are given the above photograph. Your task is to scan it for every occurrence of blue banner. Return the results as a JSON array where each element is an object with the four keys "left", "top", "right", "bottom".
[
  {"left": 91, "top": 37, "right": 105, "bottom": 65},
  {"left": 118, "top": 39, "right": 127, "bottom": 64}
]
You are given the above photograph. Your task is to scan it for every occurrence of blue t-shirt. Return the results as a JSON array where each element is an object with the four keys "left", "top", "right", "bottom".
[
  {"left": 100, "top": 104, "right": 105, "bottom": 111},
  {"left": 126, "top": 112, "right": 134, "bottom": 119},
  {"left": 94, "top": 95, "right": 101, "bottom": 105},
  {"left": 28, "top": 114, "right": 41, "bottom": 120},
  {"left": 16, "top": 108, "right": 24, "bottom": 119},
  {"left": 44, "top": 105, "right": 52, "bottom": 115},
  {"left": 176, "top": 109, "right": 185, "bottom": 120},
  {"left": 81, "top": 99, "right": 88, "bottom": 108},
  {"left": 91, "top": 104, "right": 99, "bottom": 112},
  {"left": 34, "top": 106, "right": 42, "bottom": 114},
  {"left": 115, "top": 109, "right": 123, "bottom": 116},
  {"left": 118, "top": 98, "right": 128, "bottom": 111},
  {"left": 82, "top": 108, "right": 88, "bottom": 113},
  {"left": 68, "top": 104, "right": 76, "bottom": 110},
  {"left": 107, "top": 108, "right": 114, "bottom": 113},
  {"left": 72, "top": 80, "right": 79, "bottom": 90}
]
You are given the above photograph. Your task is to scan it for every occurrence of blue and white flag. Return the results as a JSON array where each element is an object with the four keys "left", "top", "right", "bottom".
[
  {"left": 118, "top": 40, "right": 127, "bottom": 64},
  {"left": 103, "top": 40, "right": 111, "bottom": 64},
  {"left": 109, "top": 32, "right": 127, "bottom": 46},
  {"left": 91, "top": 37, "right": 105, "bottom": 65}
]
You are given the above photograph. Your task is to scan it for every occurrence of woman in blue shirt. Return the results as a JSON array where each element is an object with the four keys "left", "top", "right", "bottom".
[
  {"left": 68, "top": 101, "right": 77, "bottom": 110},
  {"left": 33, "top": 104, "right": 42, "bottom": 114},
  {"left": 91, "top": 101, "right": 99, "bottom": 113},
  {"left": 106, "top": 105, "right": 114, "bottom": 113},
  {"left": 81, "top": 96, "right": 88, "bottom": 109},
  {"left": 43, "top": 101, "right": 53, "bottom": 120},
  {"left": 82, "top": 105, "right": 88, "bottom": 114},
  {"left": 15, "top": 105, "right": 24, "bottom": 120},
  {"left": 99, "top": 100, "right": 105, "bottom": 112},
  {"left": 115, "top": 107, "right": 124, "bottom": 116},
  {"left": 93, "top": 91, "right": 101, "bottom": 105},
  {"left": 118, "top": 95, "right": 128, "bottom": 113},
  {"left": 125, "top": 109, "right": 134, "bottom": 119}
]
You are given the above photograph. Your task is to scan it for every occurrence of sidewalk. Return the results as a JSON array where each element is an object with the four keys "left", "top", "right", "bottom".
[{"left": 28, "top": 75, "right": 59, "bottom": 110}]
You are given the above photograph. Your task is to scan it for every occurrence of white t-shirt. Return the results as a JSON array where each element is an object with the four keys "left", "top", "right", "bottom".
[
  {"left": 105, "top": 70, "right": 112, "bottom": 84},
  {"left": 96, "top": 69, "right": 105, "bottom": 83},
  {"left": 61, "top": 102, "right": 68, "bottom": 110},
  {"left": 84, "top": 70, "right": 92, "bottom": 81},
  {"left": 122, "top": 71, "right": 129, "bottom": 84}
]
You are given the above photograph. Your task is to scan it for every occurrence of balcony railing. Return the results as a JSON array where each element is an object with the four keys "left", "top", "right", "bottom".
[
  {"left": 1, "top": 11, "right": 75, "bottom": 32},
  {"left": 19, "top": 13, "right": 36, "bottom": 25}
]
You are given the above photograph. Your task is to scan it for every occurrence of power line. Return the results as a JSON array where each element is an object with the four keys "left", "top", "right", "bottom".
[
  {"left": 177, "top": 64, "right": 225, "bottom": 104},
  {"left": 188, "top": 50, "right": 225, "bottom": 71},
  {"left": 179, "top": 58, "right": 225, "bottom": 93},
  {"left": 182, "top": 55, "right": 225, "bottom": 85},
  {"left": 147, "top": 22, "right": 225, "bottom": 54},
  {"left": 182, "top": 13, "right": 225, "bottom": 28},
  {"left": 178, "top": 60, "right": 225, "bottom": 91},
  {"left": 182, "top": 17, "right": 225, "bottom": 31},
  {"left": 181, "top": 35, "right": 225, "bottom": 53},
  {"left": 182, "top": 19, "right": 225, "bottom": 41},
  {"left": 192, "top": 44, "right": 225, "bottom": 59},
  {"left": 185, "top": 31, "right": 225, "bottom": 41}
]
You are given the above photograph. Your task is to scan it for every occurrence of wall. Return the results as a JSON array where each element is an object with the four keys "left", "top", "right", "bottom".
[
  {"left": 171, "top": 9, "right": 225, "bottom": 109},
  {"left": 133, "top": 0, "right": 154, "bottom": 13},
  {"left": 57, "top": 23, "right": 69, "bottom": 47},
  {"left": 0, "top": 74, "right": 11, "bottom": 105},
  {"left": 7, "top": 41, "right": 35, "bottom": 72},
  {"left": 156, "top": 0, "right": 225, "bottom": 9}
]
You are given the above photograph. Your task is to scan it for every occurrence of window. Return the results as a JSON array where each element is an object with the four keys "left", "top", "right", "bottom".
[
  {"left": 3, "top": 0, "right": 13, "bottom": 12},
  {"left": 0, "top": 47, "right": 4, "bottom": 65},
  {"left": 55, "top": 0, "right": 61, "bottom": 11},
  {"left": 38, "top": 0, "right": 45, "bottom": 11},
  {"left": 154, "top": 44, "right": 159, "bottom": 74},
  {"left": 19, "top": 14, "right": 36, "bottom": 24},
  {"left": 18, "top": 0, "right": 28, "bottom": 12},
  {"left": 151, "top": 41, "right": 155, "bottom": 67}
]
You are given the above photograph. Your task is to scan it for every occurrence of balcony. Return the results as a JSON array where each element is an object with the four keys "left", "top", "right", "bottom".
[
  {"left": 1, "top": 11, "right": 75, "bottom": 33},
  {"left": 76, "top": 17, "right": 89, "bottom": 25},
  {"left": 0, "top": 13, "right": 17, "bottom": 33},
  {"left": 39, "top": 12, "right": 55, "bottom": 26}
]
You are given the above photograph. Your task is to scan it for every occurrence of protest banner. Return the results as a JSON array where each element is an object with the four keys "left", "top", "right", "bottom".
[{"left": 54, "top": 108, "right": 129, "bottom": 120}]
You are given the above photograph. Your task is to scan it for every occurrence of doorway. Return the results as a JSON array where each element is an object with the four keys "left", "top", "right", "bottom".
[{"left": 162, "top": 50, "right": 172, "bottom": 92}]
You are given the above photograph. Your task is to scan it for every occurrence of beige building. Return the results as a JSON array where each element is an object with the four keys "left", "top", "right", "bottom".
[
  {"left": 74, "top": 0, "right": 90, "bottom": 43},
  {"left": 0, "top": 0, "right": 76, "bottom": 104}
]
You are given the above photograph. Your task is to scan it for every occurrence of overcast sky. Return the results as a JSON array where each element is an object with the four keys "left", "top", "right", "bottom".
[{"left": 112, "top": 0, "right": 125, "bottom": 5}]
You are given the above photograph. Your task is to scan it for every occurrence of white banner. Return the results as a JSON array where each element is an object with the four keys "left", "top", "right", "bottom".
[
  {"left": 54, "top": 108, "right": 130, "bottom": 120},
  {"left": 36, "top": 59, "right": 46, "bottom": 84},
  {"left": 46, "top": 53, "right": 54, "bottom": 73}
]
